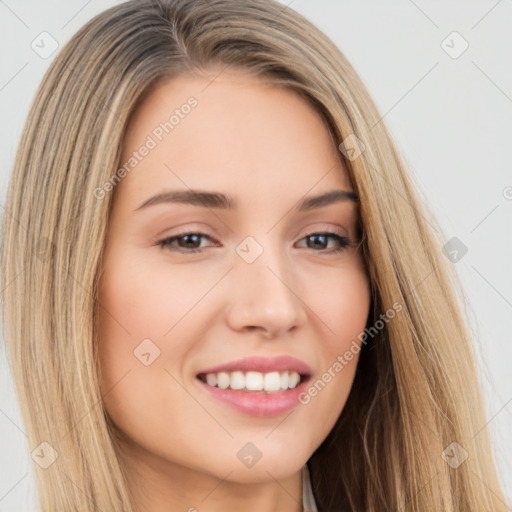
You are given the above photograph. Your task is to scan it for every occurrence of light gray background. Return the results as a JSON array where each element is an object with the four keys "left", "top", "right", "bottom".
[{"left": 1, "top": 1, "right": 511, "bottom": 510}]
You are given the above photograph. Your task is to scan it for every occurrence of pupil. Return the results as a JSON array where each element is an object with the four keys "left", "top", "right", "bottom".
[
  {"left": 182, "top": 234, "right": 199, "bottom": 247},
  {"left": 309, "top": 234, "right": 326, "bottom": 249}
]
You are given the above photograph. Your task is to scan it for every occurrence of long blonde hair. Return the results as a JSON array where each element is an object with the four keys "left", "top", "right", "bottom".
[{"left": 1, "top": 0, "right": 507, "bottom": 510}]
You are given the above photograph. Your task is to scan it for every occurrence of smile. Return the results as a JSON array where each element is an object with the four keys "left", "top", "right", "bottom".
[{"left": 197, "top": 370, "right": 303, "bottom": 393}]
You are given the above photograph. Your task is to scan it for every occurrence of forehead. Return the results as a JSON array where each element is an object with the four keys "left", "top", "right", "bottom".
[{"left": 116, "top": 70, "right": 351, "bottom": 208}]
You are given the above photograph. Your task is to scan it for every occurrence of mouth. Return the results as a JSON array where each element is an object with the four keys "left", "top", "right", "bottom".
[
  {"left": 196, "top": 371, "right": 311, "bottom": 417},
  {"left": 196, "top": 370, "right": 310, "bottom": 393},
  {"left": 194, "top": 355, "right": 312, "bottom": 417}
]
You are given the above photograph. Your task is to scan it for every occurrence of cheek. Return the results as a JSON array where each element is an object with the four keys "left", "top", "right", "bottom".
[
  {"left": 298, "top": 261, "right": 370, "bottom": 422},
  {"left": 96, "top": 260, "right": 178, "bottom": 448},
  {"left": 97, "top": 249, "right": 204, "bottom": 344},
  {"left": 96, "top": 252, "right": 169, "bottom": 406},
  {"left": 96, "top": 249, "right": 212, "bottom": 419},
  {"left": 309, "top": 260, "right": 371, "bottom": 350}
]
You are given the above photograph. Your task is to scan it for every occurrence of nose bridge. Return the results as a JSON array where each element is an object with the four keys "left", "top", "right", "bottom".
[{"left": 227, "top": 233, "right": 306, "bottom": 336}]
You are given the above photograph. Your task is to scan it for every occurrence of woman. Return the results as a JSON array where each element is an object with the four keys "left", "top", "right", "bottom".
[{"left": 0, "top": 0, "right": 507, "bottom": 510}]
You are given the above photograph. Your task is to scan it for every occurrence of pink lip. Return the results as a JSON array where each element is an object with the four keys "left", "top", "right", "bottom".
[
  {"left": 196, "top": 355, "right": 312, "bottom": 375},
  {"left": 195, "top": 355, "right": 312, "bottom": 417},
  {"left": 197, "top": 377, "right": 310, "bottom": 417}
]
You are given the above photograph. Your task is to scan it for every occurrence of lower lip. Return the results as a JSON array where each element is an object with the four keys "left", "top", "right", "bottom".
[{"left": 197, "top": 377, "right": 310, "bottom": 417}]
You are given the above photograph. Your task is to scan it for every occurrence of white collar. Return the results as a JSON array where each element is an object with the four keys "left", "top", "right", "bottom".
[{"left": 302, "top": 464, "right": 319, "bottom": 512}]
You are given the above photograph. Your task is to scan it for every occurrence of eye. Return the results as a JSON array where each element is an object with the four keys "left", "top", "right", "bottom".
[
  {"left": 158, "top": 232, "right": 217, "bottom": 253},
  {"left": 295, "top": 231, "right": 352, "bottom": 254},
  {"left": 157, "top": 230, "right": 353, "bottom": 254}
]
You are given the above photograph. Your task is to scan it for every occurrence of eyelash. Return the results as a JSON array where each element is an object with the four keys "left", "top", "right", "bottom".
[{"left": 157, "top": 230, "right": 353, "bottom": 255}]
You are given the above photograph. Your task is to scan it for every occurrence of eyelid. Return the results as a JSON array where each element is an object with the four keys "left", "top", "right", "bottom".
[
  {"left": 158, "top": 222, "right": 350, "bottom": 244},
  {"left": 151, "top": 223, "right": 218, "bottom": 244},
  {"left": 300, "top": 224, "right": 349, "bottom": 238},
  {"left": 157, "top": 223, "right": 354, "bottom": 255}
]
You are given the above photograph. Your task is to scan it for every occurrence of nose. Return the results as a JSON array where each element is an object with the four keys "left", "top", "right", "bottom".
[{"left": 225, "top": 245, "right": 307, "bottom": 339}]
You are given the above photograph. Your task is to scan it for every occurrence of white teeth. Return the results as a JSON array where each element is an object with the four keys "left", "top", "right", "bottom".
[
  {"left": 206, "top": 373, "right": 217, "bottom": 387},
  {"left": 280, "top": 371, "right": 289, "bottom": 390},
  {"left": 263, "top": 371, "right": 281, "bottom": 392},
  {"left": 288, "top": 371, "right": 300, "bottom": 389},
  {"left": 201, "top": 370, "right": 302, "bottom": 392},
  {"left": 217, "top": 372, "right": 230, "bottom": 390},
  {"left": 245, "top": 371, "right": 263, "bottom": 391},
  {"left": 230, "top": 371, "right": 245, "bottom": 390}
]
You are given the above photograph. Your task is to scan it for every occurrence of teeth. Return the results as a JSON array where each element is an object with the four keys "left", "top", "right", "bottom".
[
  {"left": 206, "top": 373, "right": 217, "bottom": 387},
  {"left": 280, "top": 371, "right": 289, "bottom": 390},
  {"left": 201, "top": 370, "right": 303, "bottom": 392},
  {"left": 246, "top": 371, "right": 263, "bottom": 391},
  {"left": 263, "top": 371, "right": 281, "bottom": 392},
  {"left": 288, "top": 371, "right": 300, "bottom": 388},
  {"left": 230, "top": 371, "right": 245, "bottom": 390},
  {"left": 217, "top": 372, "right": 230, "bottom": 390}
]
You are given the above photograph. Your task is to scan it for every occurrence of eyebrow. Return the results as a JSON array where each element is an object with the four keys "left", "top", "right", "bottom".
[{"left": 134, "top": 188, "right": 358, "bottom": 212}]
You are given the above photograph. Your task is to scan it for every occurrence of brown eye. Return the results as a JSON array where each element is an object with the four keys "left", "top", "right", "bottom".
[
  {"left": 157, "top": 230, "right": 352, "bottom": 255},
  {"left": 297, "top": 232, "right": 351, "bottom": 254},
  {"left": 158, "top": 232, "right": 215, "bottom": 253}
]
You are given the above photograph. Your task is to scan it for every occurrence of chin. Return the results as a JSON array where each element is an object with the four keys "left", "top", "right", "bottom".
[{"left": 200, "top": 446, "right": 309, "bottom": 484}]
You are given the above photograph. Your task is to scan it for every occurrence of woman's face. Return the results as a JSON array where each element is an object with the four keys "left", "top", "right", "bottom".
[{"left": 97, "top": 69, "right": 370, "bottom": 489}]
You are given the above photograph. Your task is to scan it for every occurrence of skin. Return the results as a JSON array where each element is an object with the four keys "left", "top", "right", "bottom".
[{"left": 96, "top": 67, "right": 371, "bottom": 512}]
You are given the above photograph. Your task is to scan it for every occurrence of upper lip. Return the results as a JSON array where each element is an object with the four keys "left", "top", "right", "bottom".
[{"left": 197, "top": 355, "right": 312, "bottom": 376}]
